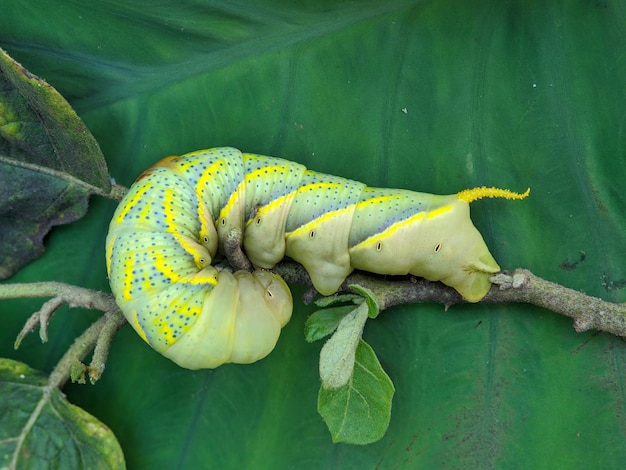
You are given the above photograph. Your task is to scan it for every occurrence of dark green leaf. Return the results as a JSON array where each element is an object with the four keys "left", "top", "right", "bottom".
[
  {"left": 0, "top": 358, "right": 124, "bottom": 469},
  {"left": 349, "top": 284, "right": 381, "bottom": 318},
  {"left": 304, "top": 305, "right": 355, "bottom": 342},
  {"left": 0, "top": 48, "right": 109, "bottom": 279},
  {"left": 318, "top": 339, "right": 395, "bottom": 445}
]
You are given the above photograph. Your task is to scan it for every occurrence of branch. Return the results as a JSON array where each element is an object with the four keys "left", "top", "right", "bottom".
[
  {"left": 271, "top": 261, "right": 626, "bottom": 339},
  {"left": 486, "top": 269, "right": 626, "bottom": 337},
  {"left": 107, "top": 182, "right": 129, "bottom": 202},
  {"left": 4, "top": 254, "right": 625, "bottom": 389},
  {"left": 1, "top": 282, "right": 125, "bottom": 385},
  {"left": 49, "top": 310, "right": 126, "bottom": 387}
]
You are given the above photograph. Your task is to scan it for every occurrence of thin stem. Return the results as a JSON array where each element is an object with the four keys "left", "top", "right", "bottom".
[
  {"left": 3, "top": 281, "right": 124, "bottom": 386},
  {"left": 107, "top": 182, "right": 129, "bottom": 201},
  {"left": 0, "top": 282, "right": 117, "bottom": 312},
  {"left": 88, "top": 311, "right": 127, "bottom": 383},
  {"left": 47, "top": 314, "right": 109, "bottom": 388}
]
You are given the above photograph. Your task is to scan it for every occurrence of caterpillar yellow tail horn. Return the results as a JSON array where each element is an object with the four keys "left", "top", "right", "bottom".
[{"left": 457, "top": 186, "right": 530, "bottom": 203}]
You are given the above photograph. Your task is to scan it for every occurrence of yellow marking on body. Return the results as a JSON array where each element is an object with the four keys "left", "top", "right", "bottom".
[
  {"left": 152, "top": 252, "right": 184, "bottom": 284},
  {"left": 105, "top": 236, "right": 115, "bottom": 275},
  {"left": 426, "top": 205, "right": 452, "bottom": 219},
  {"left": 141, "top": 275, "right": 153, "bottom": 294},
  {"left": 161, "top": 188, "right": 184, "bottom": 230},
  {"left": 154, "top": 319, "right": 177, "bottom": 345},
  {"left": 137, "top": 203, "right": 155, "bottom": 226},
  {"left": 171, "top": 233, "right": 205, "bottom": 266},
  {"left": 197, "top": 198, "right": 214, "bottom": 242},
  {"left": 219, "top": 182, "right": 245, "bottom": 219},
  {"left": 355, "top": 194, "right": 400, "bottom": 209},
  {"left": 130, "top": 311, "right": 150, "bottom": 344},
  {"left": 151, "top": 250, "right": 218, "bottom": 287},
  {"left": 121, "top": 235, "right": 216, "bottom": 302},
  {"left": 240, "top": 180, "right": 344, "bottom": 227},
  {"left": 151, "top": 293, "right": 204, "bottom": 345},
  {"left": 286, "top": 206, "right": 355, "bottom": 238},
  {"left": 354, "top": 211, "right": 427, "bottom": 250},
  {"left": 122, "top": 251, "right": 137, "bottom": 301},
  {"left": 196, "top": 159, "right": 231, "bottom": 191},
  {"left": 244, "top": 165, "right": 291, "bottom": 186},
  {"left": 354, "top": 205, "right": 452, "bottom": 249},
  {"left": 244, "top": 154, "right": 264, "bottom": 162},
  {"left": 283, "top": 181, "right": 361, "bottom": 234},
  {"left": 244, "top": 192, "right": 296, "bottom": 226},
  {"left": 457, "top": 186, "right": 530, "bottom": 203},
  {"left": 296, "top": 181, "right": 344, "bottom": 192},
  {"left": 115, "top": 183, "right": 152, "bottom": 224},
  {"left": 188, "top": 271, "right": 219, "bottom": 285}
]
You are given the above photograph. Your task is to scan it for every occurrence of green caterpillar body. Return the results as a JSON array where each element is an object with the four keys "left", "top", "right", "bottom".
[{"left": 106, "top": 147, "right": 528, "bottom": 369}]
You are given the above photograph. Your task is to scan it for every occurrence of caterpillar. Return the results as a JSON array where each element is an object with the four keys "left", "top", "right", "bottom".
[{"left": 106, "top": 147, "right": 528, "bottom": 370}]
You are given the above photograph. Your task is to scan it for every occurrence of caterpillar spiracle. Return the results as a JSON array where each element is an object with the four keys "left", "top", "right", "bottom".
[{"left": 106, "top": 147, "right": 529, "bottom": 369}]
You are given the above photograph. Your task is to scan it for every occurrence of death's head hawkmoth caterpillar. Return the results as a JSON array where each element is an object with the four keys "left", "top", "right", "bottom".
[{"left": 106, "top": 147, "right": 528, "bottom": 369}]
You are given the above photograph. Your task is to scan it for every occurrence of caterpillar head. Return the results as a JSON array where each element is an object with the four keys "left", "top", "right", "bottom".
[{"left": 411, "top": 186, "right": 529, "bottom": 302}]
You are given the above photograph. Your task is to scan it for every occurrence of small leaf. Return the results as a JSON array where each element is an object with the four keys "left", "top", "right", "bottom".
[
  {"left": 349, "top": 284, "right": 381, "bottom": 318},
  {"left": 0, "top": 48, "right": 110, "bottom": 279},
  {"left": 318, "top": 302, "right": 368, "bottom": 390},
  {"left": 318, "top": 339, "right": 395, "bottom": 445},
  {"left": 0, "top": 358, "right": 125, "bottom": 469},
  {"left": 304, "top": 306, "right": 355, "bottom": 342}
]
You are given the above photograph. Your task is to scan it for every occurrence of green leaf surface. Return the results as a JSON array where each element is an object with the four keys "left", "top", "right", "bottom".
[
  {"left": 349, "top": 284, "right": 381, "bottom": 319},
  {"left": 319, "top": 302, "right": 369, "bottom": 390},
  {"left": 1, "top": 0, "right": 626, "bottom": 468},
  {"left": 305, "top": 305, "right": 355, "bottom": 343},
  {"left": 0, "top": 48, "right": 110, "bottom": 279},
  {"left": 0, "top": 358, "right": 124, "bottom": 470},
  {"left": 318, "top": 339, "right": 395, "bottom": 445}
]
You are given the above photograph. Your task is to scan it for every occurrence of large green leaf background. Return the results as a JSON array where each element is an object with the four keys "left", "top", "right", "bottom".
[{"left": 2, "top": 1, "right": 626, "bottom": 467}]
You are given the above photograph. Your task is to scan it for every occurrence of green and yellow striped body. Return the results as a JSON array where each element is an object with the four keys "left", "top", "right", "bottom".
[{"left": 106, "top": 147, "right": 528, "bottom": 369}]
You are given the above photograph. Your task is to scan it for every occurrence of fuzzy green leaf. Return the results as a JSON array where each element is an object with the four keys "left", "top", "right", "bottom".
[
  {"left": 318, "top": 339, "right": 395, "bottom": 445},
  {"left": 304, "top": 306, "right": 355, "bottom": 342},
  {"left": 318, "top": 302, "right": 369, "bottom": 390}
]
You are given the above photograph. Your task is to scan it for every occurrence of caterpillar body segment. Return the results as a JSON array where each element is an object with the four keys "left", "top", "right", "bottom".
[{"left": 106, "top": 147, "right": 528, "bottom": 369}]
